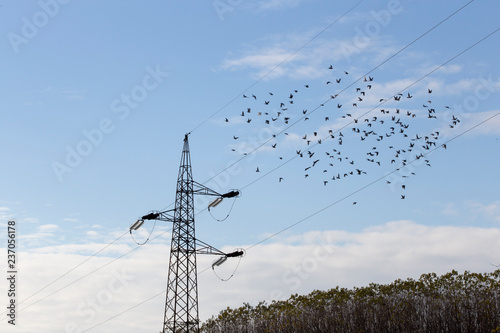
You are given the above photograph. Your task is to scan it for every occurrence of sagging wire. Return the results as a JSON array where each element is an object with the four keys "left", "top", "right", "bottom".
[
  {"left": 211, "top": 248, "right": 246, "bottom": 282},
  {"left": 129, "top": 218, "right": 158, "bottom": 246},
  {"left": 208, "top": 196, "right": 238, "bottom": 222},
  {"left": 207, "top": 189, "right": 241, "bottom": 222}
]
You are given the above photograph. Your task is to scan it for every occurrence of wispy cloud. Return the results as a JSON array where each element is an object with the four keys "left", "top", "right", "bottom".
[
  {"left": 470, "top": 201, "right": 500, "bottom": 223},
  {"left": 22, "top": 217, "right": 40, "bottom": 223},
  {"left": 256, "top": 0, "right": 305, "bottom": 11},
  {"left": 439, "top": 200, "right": 500, "bottom": 225},
  {"left": 219, "top": 32, "right": 361, "bottom": 80},
  {"left": 439, "top": 110, "right": 500, "bottom": 137},
  {"left": 38, "top": 224, "right": 59, "bottom": 233}
]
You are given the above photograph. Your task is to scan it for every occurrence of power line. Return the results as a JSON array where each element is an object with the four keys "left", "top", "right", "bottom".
[
  {"left": 73, "top": 108, "right": 500, "bottom": 333},
  {"left": 80, "top": 289, "right": 166, "bottom": 333},
  {"left": 15, "top": 17, "right": 495, "bottom": 323},
  {"left": 7, "top": 227, "right": 172, "bottom": 316},
  {"left": 63, "top": 25, "right": 499, "bottom": 331},
  {"left": 6, "top": 1, "right": 490, "bottom": 326},
  {"left": 23, "top": 2, "right": 487, "bottom": 312},
  {"left": 0, "top": 230, "right": 129, "bottom": 318},
  {"left": 5, "top": 1, "right": 379, "bottom": 306}
]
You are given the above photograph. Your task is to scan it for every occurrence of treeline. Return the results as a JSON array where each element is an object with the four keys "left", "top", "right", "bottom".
[{"left": 201, "top": 270, "right": 500, "bottom": 333}]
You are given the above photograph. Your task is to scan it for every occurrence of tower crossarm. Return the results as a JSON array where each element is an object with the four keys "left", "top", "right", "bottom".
[
  {"left": 194, "top": 239, "right": 245, "bottom": 258},
  {"left": 191, "top": 180, "right": 223, "bottom": 197},
  {"left": 141, "top": 209, "right": 176, "bottom": 222},
  {"left": 191, "top": 180, "right": 241, "bottom": 199},
  {"left": 194, "top": 238, "right": 226, "bottom": 256}
]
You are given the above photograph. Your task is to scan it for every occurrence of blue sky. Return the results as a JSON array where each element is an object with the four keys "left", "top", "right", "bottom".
[{"left": 1, "top": 0, "right": 499, "bottom": 332}]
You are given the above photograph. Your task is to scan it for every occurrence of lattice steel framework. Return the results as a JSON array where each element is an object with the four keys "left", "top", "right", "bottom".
[
  {"left": 138, "top": 134, "right": 241, "bottom": 333},
  {"left": 164, "top": 135, "right": 199, "bottom": 332}
]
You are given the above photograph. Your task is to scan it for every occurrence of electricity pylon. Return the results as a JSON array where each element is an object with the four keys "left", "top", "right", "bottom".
[{"left": 135, "top": 134, "right": 242, "bottom": 333}]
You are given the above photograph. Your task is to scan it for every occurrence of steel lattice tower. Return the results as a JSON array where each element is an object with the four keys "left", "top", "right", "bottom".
[
  {"left": 135, "top": 134, "right": 242, "bottom": 333},
  {"left": 164, "top": 134, "right": 198, "bottom": 331}
]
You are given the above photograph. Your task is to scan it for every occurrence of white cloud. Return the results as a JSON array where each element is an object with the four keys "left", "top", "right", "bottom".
[
  {"left": 441, "top": 202, "right": 460, "bottom": 217},
  {"left": 32, "top": 242, "right": 133, "bottom": 256},
  {"left": 417, "top": 64, "right": 463, "bottom": 77},
  {"left": 463, "top": 110, "right": 500, "bottom": 136},
  {"left": 0, "top": 207, "right": 13, "bottom": 221},
  {"left": 0, "top": 221, "right": 498, "bottom": 332},
  {"left": 22, "top": 217, "right": 40, "bottom": 223},
  {"left": 257, "top": 0, "right": 304, "bottom": 11},
  {"left": 86, "top": 230, "right": 99, "bottom": 237},
  {"left": 439, "top": 110, "right": 500, "bottom": 137},
  {"left": 469, "top": 201, "right": 500, "bottom": 223},
  {"left": 38, "top": 224, "right": 59, "bottom": 233},
  {"left": 200, "top": 220, "right": 500, "bottom": 320},
  {"left": 437, "top": 64, "right": 463, "bottom": 74},
  {"left": 438, "top": 75, "right": 500, "bottom": 97},
  {"left": 219, "top": 32, "right": 366, "bottom": 81}
]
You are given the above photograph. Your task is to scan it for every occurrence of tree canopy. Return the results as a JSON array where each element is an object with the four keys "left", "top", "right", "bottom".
[{"left": 202, "top": 270, "right": 500, "bottom": 333}]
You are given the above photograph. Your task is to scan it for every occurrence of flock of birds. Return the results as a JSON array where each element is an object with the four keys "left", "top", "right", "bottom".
[{"left": 225, "top": 65, "right": 460, "bottom": 202}]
